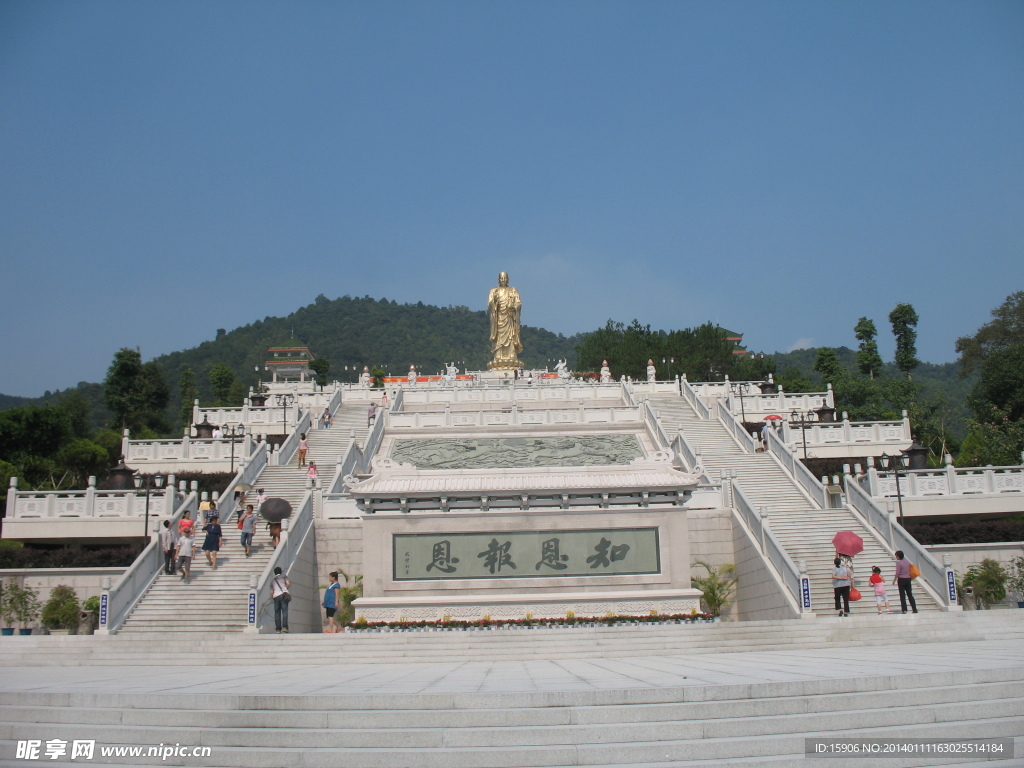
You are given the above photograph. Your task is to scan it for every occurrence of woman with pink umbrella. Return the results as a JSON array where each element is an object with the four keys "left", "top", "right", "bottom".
[{"left": 832, "top": 531, "right": 864, "bottom": 616}]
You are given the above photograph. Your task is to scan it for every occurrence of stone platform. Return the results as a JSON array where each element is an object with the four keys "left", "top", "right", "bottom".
[{"left": 1, "top": 612, "right": 1022, "bottom": 767}]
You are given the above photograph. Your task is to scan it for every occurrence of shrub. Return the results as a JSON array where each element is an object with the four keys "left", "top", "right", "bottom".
[
  {"left": 691, "top": 561, "right": 737, "bottom": 617},
  {"left": 41, "top": 585, "right": 81, "bottom": 630},
  {"left": 962, "top": 559, "right": 1008, "bottom": 609}
]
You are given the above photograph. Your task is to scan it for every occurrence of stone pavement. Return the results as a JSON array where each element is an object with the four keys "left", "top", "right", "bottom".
[{"left": 2, "top": 638, "right": 1022, "bottom": 699}]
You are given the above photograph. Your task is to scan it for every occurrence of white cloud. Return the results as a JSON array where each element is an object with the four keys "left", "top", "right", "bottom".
[{"left": 788, "top": 338, "right": 815, "bottom": 352}]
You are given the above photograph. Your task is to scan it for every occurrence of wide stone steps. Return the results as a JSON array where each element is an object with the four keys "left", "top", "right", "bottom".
[
  {"left": 6, "top": 613, "right": 1022, "bottom": 666},
  {"left": 0, "top": 662, "right": 1021, "bottom": 766}
]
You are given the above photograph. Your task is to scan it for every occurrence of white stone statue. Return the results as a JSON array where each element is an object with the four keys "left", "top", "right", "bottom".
[
  {"left": 554, "top": 359, "right": 568, "bottom": 379},
  {"left": 359, "top": 365, "right": 371, "bottom": 388},
  {"left": 443, "top": 362, "right": 457, "bottom": 383},
  {"left": 647, "top": 359, "right": 657, "bottom": 383},
  {"left": 600, "top": 360, "right": 612, "bottom": 384},
  {"left": 407, "top": 365, "right": 417, "bottom": 385}
]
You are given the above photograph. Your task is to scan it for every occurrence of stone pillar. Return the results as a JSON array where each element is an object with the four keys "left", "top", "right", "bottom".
[
  {"left": 95, "top": 576, "right": 113, "bottom": 635},
  {"left": 798, "top": 561, "right": 812, "bottom": 614},
  {"left": 943, "top": 554, "right": 959, "bottom": 609},
  {"left": 246, "top": 575, "right": 259, "bottom": 633}
]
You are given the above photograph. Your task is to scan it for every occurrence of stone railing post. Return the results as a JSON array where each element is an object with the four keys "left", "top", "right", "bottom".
[
  {"left": 886, "top": 502, "right": 896, "bottom": 548},
  {"left": 121, "top": 429, "right": 131, "bottom": 461},
  {"left": 192, "top": 398, "right": 201, "bottom": 427},
  {"left": 7, "top": 477, "right": 19, "bottom": 519},
  {"left": 943, "top": 554, "right": 958, "bottom": 607},
  {"left": 798, "top": 560, "right": 812, "bottom": 613},
  {"left": 759, "top": 506, "right": 769, "bottom": 551},
  {"left": 96, "top": 576, "right": 112, "bottom": 635},
  {"left": 182, "top": 428, "right": 191, "bottom": 459},
  {"left": 246, "top": 575, "right": 258, "bottom": 633},
  {"left": 85, "top": 475, "right": 97, "bottom": 518}
]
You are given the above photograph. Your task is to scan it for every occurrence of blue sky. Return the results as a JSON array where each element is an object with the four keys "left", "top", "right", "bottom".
[{"left": 1, "top": 1, "right": 1022, "bottom": 397}]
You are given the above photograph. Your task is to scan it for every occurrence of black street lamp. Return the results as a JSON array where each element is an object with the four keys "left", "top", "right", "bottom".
[
  {"left": 730, "top": 382, "right": 748, "bottom": 424},
  {"left": 133, "top": 474, "right": 164, "bottom": 548},
  {"left": 790, "top": 410, "right": 817, "bottom": 461},
  {"left": 274, "top": 393, "right": 295, "bottom": 438},
  {"left": 879, "top": 451, "right": 910, "bottom": 527},
  {"left": 225, "top": 424, "right": 246, "bottom": 474}
]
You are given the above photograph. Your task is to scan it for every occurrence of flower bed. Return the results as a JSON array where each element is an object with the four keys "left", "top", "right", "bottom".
[{"left": 346, "top": 612, "right": 715, "bottom": 633}]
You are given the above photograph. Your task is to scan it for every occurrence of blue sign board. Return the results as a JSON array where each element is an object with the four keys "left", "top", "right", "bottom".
[
  {"left": 947, "top": 570, "right": 957, "bottom": 603},
  {"left": 801, "top": 577, "right": 812, "bottom": 609},
  {"left": 99, "top": 593, "right": 108, "bottom": 626},
  {"left": 248, "top": 592, "right": 256, "bottom": 624}
]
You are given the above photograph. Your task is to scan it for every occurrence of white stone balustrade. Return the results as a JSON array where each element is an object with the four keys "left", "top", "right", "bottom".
[
  {"left": 388, "top": 405, "right": 643, "bottom": 429},
  {"left": 776, "top": 413, "right": 913, "bottom": 459},
  {"left": 4, "top": 475, "right": 190, "bottom": 540},
  {"left": 121, "top": 430, "right": 257, "bottom": 474},
  {"left": 398, "top": 383, "right": 625, "bottom": 407},
  {"left": 860, "top": 455, "right": 1024, "bottom": 518},
  {"left": 193, "top": 387, "right": 340, "bottom": 433},
  {"left": 720, "top": 388, "right": 834, "bottom": 418}
]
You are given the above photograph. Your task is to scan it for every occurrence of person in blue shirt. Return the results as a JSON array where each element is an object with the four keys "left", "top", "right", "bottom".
[{"left": 323, "top": 571, "right": 342, "bottom": 633}]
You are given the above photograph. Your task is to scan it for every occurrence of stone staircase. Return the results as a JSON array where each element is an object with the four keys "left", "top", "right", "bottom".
[
  {"left": 5, "top": 611, "right": 1022, "bottom": 666},
  {"left": 117, "top": 402, "right": 368, "bottom": 634},
  {"left": 647, "top": 395, "right": 939, "bottom": 616},
  {"left": 1, "top": 614, "right": 1022, "bottom": 767}
]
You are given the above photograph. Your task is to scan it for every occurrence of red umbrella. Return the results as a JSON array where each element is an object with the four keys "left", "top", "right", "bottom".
[
  {"left": 832, "top": 531, "right": 864, "bottom": 557},
  {"left": 763, "top": 414, "right": 783, "bottom": 420}
]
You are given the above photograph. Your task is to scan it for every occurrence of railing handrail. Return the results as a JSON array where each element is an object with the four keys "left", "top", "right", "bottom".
[
  {"left": 681, "top": 377, "right": 711, "bottom": 419},
  {"left": 765, "top": 426, "right": 827, "bottom": 508},
  {"left": 731, "top": 480, "right": 804, "bottom": 612},
  {"left": 253, "top": 490, "right": 314, "bottom": 632},
  {"left": 642, "top": 401, "right": 671, "bottom": 449},
  {"left": 717, "top": 400, "right": 757, "bottom": 452},
  {"left": 844, "top": 476, "right": 950, "bottom": 606},
  {"left": 104, "top": 490, "right": 197, "bottom": 632},
  {"left": 274, "top": 409, "right": 312, "bottom": 465}
]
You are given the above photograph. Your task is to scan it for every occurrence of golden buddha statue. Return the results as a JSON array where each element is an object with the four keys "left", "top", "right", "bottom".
[{"left": 487, "top": 271, "right": 523, "bottom": 370}]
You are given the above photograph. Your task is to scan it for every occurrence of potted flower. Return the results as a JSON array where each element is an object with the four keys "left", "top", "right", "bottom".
[
  {"left": 690, "top": 560, "right": 737, "bottom": 619},
  {"left": 41, "top": 585, "right": 81, "bottom": 634},
  {"left": 9, "top": 582, "right": 41, "bottom": 635},
  {"left": 80, "top": 595, "right": 100, "bottom": 635}
]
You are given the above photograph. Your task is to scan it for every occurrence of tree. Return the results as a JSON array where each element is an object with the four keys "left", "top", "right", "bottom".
[
  {"left": 955, "top": 291, "right": 1024, "bottom": 375},
  {"left": 178, "top": 369, "right": 199, "bottom": 429},
  {"left": 889, "top": 303, "right": 920, "bottom": 378},
  {"left": 854, "top": 317, "right": 883, "bottom": 379},
  {"left": 962, "top": 559, "right": 1008, "bottom": 609},
  {"left": 308, "top": 358, "right": 331, "bottom": 391},
  {"left": 207, "top": 363, "right": 237, "bottom": 407},
  {"left": 103, "top": 349, "right": 169, "bottom": 433},
  {"left": 55, "top": 438, "right": 110, "bottom": 487},
  {"left": 955, "top": 293, "right": 1024, "bottom": 465},
  {"left": 812, "top": 347, "right": 843, "bottom": 386}
]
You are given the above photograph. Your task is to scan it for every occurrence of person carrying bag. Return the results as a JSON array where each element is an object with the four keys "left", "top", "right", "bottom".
[{"left": 271, "top": 567, "right": 291, "bottom": 633}]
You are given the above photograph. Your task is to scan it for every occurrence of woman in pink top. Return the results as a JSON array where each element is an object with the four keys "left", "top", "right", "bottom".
[
  {"left": 297, "top": 434, "right": 309, "bottom": 467},
  {"left": 178, "top": 510, "right": 194, "bottom": 535}
]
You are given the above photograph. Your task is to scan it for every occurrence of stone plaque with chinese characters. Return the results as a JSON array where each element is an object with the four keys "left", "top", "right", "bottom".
[{"left": 392, "top": 528, "right": 660, "bottom": 581}]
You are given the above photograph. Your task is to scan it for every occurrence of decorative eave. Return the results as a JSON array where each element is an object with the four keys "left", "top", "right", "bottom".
[{"left": 343, "top": 453, "right": 705, "bottom": 514}]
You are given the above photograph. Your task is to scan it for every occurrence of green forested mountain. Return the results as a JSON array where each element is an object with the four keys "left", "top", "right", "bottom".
[{"left": 1, "top": 297, "right": 974, "bottom": 447}]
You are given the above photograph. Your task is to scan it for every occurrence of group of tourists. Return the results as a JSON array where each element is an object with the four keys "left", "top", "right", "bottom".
[{"left": 831, "top": 551, "right": 919, "bottom": 617}]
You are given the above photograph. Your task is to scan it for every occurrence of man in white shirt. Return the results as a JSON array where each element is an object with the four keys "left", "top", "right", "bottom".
[{"left": 175, "top": 529, "right": 195, "bottom": 584}]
